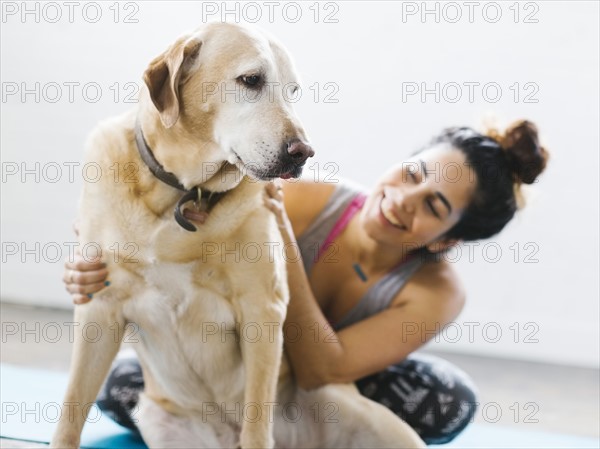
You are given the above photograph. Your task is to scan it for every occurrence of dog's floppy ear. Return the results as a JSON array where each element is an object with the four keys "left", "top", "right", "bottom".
[{"left": 143, "top": 36, "right": 202, "bottom": 128}]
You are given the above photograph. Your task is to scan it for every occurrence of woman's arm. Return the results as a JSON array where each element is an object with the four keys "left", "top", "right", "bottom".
[
  {"left": 264, "top": 182, "right": 466, "bottom": 390},
  {"left": 67, "top": 181, "right": 465, "bottom": 389}
]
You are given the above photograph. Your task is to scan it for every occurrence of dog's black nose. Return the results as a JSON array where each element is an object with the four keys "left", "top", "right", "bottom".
[{"left": 286, "top": 139, "right": 314, "bottom": 164}]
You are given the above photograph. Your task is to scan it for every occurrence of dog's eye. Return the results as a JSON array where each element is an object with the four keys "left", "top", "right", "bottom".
[{"left": 238, "top": 74, "right": 263, "bottom": 89}]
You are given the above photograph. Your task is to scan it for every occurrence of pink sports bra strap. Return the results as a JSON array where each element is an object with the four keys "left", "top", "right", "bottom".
[{"left": 316, "top": 193, "right": 368, "bottom": 262}]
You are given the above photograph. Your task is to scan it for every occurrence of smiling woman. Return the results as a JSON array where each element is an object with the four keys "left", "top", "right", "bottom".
[
  {"left": 360, "top": 121, "right": 549, "bottom": 259},
  {"left": 64, "top": 120, "right": 548, "bottom": 444}
]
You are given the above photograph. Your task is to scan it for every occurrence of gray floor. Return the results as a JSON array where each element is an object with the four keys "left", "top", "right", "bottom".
[{"left": 1, "top": 301, "right": 599, "bottom": 444}]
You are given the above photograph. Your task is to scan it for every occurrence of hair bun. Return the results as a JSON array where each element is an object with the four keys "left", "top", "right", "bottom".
[{"left": 500, "top": 120, "right": 549, "bottom": 184}]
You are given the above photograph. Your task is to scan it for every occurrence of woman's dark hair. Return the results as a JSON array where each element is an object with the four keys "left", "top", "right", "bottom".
[{"left": 427, "top": 120, "right": 549, "bottom": 242}]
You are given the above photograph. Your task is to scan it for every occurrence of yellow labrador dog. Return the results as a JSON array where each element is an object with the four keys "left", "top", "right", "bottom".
[{"left": 51, "top": 22, "right": 425, "bottom": 449}]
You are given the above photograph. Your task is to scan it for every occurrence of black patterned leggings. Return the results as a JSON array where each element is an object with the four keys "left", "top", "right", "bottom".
[{"left": 96, "top": 352, "right": 478, "bottom": 445}]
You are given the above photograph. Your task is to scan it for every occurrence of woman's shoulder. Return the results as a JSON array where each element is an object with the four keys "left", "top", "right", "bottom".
[
  {"left": 282, "top": 177, "right": 367, "bottom": 237},
  {"left": 394, "top": 257, "right": 466, "bottom": 323}
]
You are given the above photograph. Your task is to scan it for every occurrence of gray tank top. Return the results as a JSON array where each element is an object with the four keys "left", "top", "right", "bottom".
[{"left": 297, "top": 180, "right": 435, "bottom": 331}]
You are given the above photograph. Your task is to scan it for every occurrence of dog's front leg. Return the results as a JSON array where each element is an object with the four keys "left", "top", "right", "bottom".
[
  {"left": 236, "top": 296, "right": 287, "bottom": 449},
  {"left": 50, "top": 300, "right": 125, "bottom": 448}
]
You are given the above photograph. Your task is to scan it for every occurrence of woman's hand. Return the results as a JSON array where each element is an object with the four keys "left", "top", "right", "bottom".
[
  {"left": 64, "top": 222, "right": 109, "bottom": 305},
  {"left": 64, "top": 253, "right": 109, "bottom": 304},
  {"left": 263, "top": 180, "right": 295, "bottom": 243}
]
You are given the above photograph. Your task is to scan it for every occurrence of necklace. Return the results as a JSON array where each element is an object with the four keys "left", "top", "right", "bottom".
[
  {"left": 352, "top": 244, "right": 417, "bottom": 284},
  {"left": 351, "top": 235, "right": 370, "bottom": 282},
  {"left": 352, "top": 263, "right": 369, "bottom": 282}
]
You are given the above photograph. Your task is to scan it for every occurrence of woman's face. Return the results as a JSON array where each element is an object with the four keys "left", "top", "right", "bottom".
[{"left": 361, "top": 143, "right": 477, "bottom": 252}]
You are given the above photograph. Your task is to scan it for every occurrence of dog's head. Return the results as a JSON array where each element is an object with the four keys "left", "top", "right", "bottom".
[{"left": 142, "top": 22, "right": 313, "bottom": 183}]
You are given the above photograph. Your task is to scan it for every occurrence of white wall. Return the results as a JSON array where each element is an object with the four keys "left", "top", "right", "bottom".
[{"left": 1, "top": 1, "right": 598, "bottom": 368}]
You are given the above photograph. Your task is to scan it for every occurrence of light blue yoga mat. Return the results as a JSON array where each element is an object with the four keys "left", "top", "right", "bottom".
[
  {"left": 1, "top": 363, "right": 598, "bottom": 448},
  {"left": 1, "top": 364, "right": 145, "bottom": 449}
]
